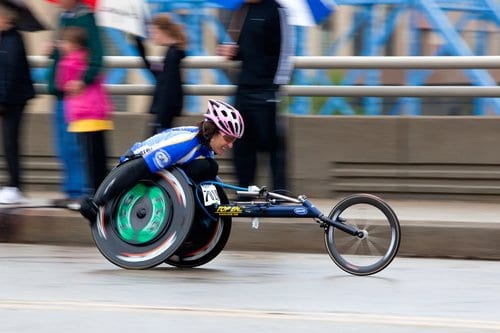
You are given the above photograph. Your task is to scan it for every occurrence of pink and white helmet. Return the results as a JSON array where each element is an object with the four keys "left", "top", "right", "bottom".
[{"left": 204, "top": 99, "right": 245, "bottom": 139}]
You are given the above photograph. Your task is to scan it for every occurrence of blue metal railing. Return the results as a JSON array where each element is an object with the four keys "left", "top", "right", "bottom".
[{"left": 47, "top": 0, "right": 500, "bottom": 115}]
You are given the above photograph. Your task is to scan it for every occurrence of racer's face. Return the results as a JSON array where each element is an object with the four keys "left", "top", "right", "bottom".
[{"left": 210, "top": 133, "right": 236, "bottom": 155}]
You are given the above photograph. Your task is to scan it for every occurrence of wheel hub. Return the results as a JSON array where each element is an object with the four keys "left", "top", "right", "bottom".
[
  {"left": 115, "top": 183, "right": 170, "bottom": 245},
  {"left": 357, "top": 230, "right": 368, "bottom": 239},
  {"left": 136, "top": 207, "right": 147, "bottom": 218}
]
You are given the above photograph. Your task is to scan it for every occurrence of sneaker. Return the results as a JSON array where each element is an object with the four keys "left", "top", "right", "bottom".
[
  {"left": 66, "top": 200, "right": 81, "bottom": 211},
  {"left": 0, "top": 187, "right": 27, "bottom": 204},
  {"left": 53, "top": 197, "right": 81, "bottom": 211}
]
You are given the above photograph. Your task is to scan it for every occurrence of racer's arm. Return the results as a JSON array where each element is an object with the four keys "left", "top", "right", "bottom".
[
  {"left": 99, "top": 131, "right": 203, "bottom": 205},
  {"left": 121, "top": 129, "right": 202, "bottom": 170},
  {"left": 141, "top": 134, "right": 202, "bottom": 173}
]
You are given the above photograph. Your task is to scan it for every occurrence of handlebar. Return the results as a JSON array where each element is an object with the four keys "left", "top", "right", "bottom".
[
  {"left": 198, "top": 181, "right": 304, "bottom": 204},
  {"left": 236, "top": 186, "right": 302, "bottom": 204}
]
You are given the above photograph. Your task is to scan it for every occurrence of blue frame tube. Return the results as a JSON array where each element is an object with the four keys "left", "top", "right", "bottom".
[
  {"left": 212, "top": 200, "right": 361, "bottom": 236},
  {"left": 214, "top": 203, "right": 319, "bottom": 218}
]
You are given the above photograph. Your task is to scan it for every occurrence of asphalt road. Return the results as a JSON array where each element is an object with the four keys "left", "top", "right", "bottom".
[{"left": 1, "top": 244, "right": 500, "bottom": 333}]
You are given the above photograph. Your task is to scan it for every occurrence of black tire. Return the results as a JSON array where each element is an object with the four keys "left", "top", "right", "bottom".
[
  {"left": 91, "top": 167, "right": 195, "bottom": 269},
  {"left": 165, "top": 185, "right": 231, "bottom": 268},
  {"left": 324, "top": 194, "right": 401, "bottom": 276}
]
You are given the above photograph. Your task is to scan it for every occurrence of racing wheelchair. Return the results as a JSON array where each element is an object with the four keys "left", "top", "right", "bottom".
[{"left": 89, "top": 158, "right": 401, "bottom": 276}]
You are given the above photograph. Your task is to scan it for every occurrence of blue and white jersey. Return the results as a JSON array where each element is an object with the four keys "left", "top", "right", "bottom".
[{"left": 123, "top": 126, "right": 214, "bottom": 173}]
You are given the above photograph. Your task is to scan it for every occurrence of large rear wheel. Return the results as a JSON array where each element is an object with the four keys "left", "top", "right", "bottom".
[
  {"left": 324, "top": 194, "right": 401, "bottom": 276},
  {"left": 165, "top": 185, "right": 231, "bottom": 268},
  {"left": 91, "top": 168, "right": 195, "bottom": 269}
]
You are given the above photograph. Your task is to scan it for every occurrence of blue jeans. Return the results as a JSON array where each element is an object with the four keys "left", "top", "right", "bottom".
[{"left": 53, "top": 100, "right": 88, "bottom": 198}]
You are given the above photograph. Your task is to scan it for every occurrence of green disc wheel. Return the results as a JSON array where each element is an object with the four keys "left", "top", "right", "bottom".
[
  {"left": 115, "top": 183, "right": 170, "bottom": 245},
  {"left": 91, "top": 166, "right": 195, "bottom": 270}
]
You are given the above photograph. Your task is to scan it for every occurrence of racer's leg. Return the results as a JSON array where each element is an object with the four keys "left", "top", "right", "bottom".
[
  {"left": 80, "top": 157, "right": 152, "bottom": 222},
  {"left": 94, "top": 157, "right": 152, "bottom": 206},
  {"left": 179, "top": 158, "right": 218, "bottom": 183},
  {"left": 178, "top": 158, "right": 220, "bottom": 247}
]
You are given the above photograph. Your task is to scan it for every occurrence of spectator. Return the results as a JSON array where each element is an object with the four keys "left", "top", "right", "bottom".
[
  {"left": 217, "top": 0, "right": 294, "bottom": 191},
  {"left": 0, "top": 4, "right": 35, "bottom": 204},
  {"left": 55, "top": 26, "right": 113, "bottom": 195},
  {"left": 136, "top": 13, "right": 188, "bottom": 136},
  {"left": 46, "top": 0, "right": 104, "bottom": 209}
]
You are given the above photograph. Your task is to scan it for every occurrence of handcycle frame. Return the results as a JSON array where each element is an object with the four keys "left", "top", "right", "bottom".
[
  {"left": 198, "top": 181, "right": 363, "bottom": 238},
  {"left": 90, "top": 163, "right": 401, "bottom": 276}
]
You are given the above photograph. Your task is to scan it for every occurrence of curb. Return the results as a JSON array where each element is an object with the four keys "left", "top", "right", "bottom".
[{"left": 2, "top": 207, "right": 500, "bottom": 260}]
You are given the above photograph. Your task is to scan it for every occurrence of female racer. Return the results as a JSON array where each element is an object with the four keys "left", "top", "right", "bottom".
[{"left": 80, "top": 99, "right": 245, "bottom": 221}]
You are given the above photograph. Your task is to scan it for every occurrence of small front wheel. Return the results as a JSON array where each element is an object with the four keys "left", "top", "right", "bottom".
[{"left": 324, "top": 194, "right": 401, "bottom": 276}]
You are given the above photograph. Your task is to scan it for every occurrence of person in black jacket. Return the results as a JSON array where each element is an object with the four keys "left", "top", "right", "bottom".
[
  {"left": 137, "top": 14, "right": 187, "bottom": 136},
  {"left": 0, "top": 4, "right": 35, "bottom": 204},
  {"left": 217, "top": 0, "right": 293, "bottom": 192}
]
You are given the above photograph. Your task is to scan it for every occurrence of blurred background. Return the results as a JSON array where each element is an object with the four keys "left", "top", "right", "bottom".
[
  {"left": 22, "top": 0, "right": 500, "bottom": 117},
  {"left": 4, "top": 0, "right": 500, "bottom": 199}
]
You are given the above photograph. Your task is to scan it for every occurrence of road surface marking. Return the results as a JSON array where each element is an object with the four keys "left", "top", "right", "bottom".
[{"left": 0, "top": 299, "right": 499, "bottom": 330}]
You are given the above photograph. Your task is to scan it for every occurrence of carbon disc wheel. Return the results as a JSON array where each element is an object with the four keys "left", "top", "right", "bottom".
[{"left": 91, "top": 168, "right": 195, "bottom": 269}]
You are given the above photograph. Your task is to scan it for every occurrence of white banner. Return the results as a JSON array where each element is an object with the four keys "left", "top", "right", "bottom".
[
  {"left": 276, "top": 0, "right": 336, "bottom": 26},
  {"left": 95, "top": 0, "right": 150, "bottom": 37}
]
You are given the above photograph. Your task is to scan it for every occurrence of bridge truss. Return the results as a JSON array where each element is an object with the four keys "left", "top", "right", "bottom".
[{"left": 103, "top": 0, "right": 500, "bottom": 115}]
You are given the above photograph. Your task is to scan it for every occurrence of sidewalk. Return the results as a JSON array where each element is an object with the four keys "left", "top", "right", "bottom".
[{"left": 1, "top": 191, "right": 500, "bottom": 260}]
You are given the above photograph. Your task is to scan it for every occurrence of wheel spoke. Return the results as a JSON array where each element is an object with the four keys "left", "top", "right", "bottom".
[
  {"left": 364, "top": 238, "right": 385, "bottom": 256},
  {"left": 342, "top": 238, "right": 363, "bottom": 254}
]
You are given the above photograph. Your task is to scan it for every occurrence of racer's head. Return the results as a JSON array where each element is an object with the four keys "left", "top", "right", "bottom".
[{"left": 199, "top": 99, "right": 245, "bottom": 155}]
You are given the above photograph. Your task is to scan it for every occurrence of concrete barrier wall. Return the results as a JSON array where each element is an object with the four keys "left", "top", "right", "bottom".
[
  {"left": 289, "top": 116, "right": 500, "bottom": 199},
  {"left": 2, "top": 112, "right": 500, "bottom": 200}
]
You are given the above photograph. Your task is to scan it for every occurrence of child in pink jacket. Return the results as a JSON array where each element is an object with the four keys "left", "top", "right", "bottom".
[{"left": 56, "top": 26, "right": 114, "bottom": 194}]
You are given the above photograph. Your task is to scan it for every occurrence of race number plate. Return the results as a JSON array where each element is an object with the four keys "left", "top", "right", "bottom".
[{"left": 200, "top": 184, "right": 220, "bottom": 206}]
